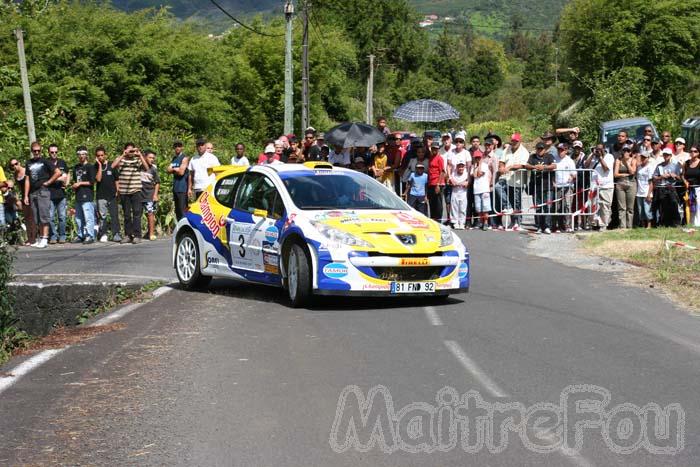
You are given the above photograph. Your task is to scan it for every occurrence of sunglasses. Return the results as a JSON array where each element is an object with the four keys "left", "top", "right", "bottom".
[
  {"left": 31, "top": 149, "right": 41, "bottom": 153},
  {"left": 644, "top": 138, "right": 651, "bottom": 141},
  {"left": 691, "top": 149, "right": 699, "bottom": 153},
  {"left": 10, "top": 162, "right": 19, "bottom": 167},
  {"left": 49, "top": 151, "right": 58, "bottom": 154}
]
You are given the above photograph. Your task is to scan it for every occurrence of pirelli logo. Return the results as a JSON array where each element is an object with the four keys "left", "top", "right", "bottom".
[{"left": 400, "top": 258, "right": 430, "bottom": 266}]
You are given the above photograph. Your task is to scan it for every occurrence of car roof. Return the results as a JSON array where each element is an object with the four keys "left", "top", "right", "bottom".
[
  {"left": 600, "top": 117, "right": 654, "bottom": 129},
  {"left": 252, "top": 162, "right": 357, "bottom": 177}
]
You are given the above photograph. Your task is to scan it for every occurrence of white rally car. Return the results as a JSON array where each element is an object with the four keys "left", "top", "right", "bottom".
[{"left": 173, "top": 162, "right": 470, "bottom": 307}]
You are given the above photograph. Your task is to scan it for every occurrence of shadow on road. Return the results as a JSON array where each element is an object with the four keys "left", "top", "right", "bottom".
[{"left": 173, "top": 279, "right": 465, "bottom": 311}]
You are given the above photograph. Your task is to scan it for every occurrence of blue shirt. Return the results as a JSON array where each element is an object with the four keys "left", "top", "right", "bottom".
[
  {"left": 171, "top": 153, "right": 189, "bottom": 193},
  {"left": 409, "top": 172, "right": 428, "bottom": 197}
]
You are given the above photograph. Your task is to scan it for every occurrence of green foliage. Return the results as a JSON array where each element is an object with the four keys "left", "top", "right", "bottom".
[
  {"left": 0, "top": 237, "right": 30, "bottom": 364},
  {"left": 559, "top": 0, "right": 700, "bottom": 106}
]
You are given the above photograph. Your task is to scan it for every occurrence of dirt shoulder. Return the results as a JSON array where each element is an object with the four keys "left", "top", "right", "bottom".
[{"left": 527, "top": 228, "right": 700, "bottom": 314}]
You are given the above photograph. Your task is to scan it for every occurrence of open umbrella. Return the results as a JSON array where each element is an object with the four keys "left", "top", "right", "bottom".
[
  {"left": 324, "top": 122, "right": 386, "bottom": 148},
  {"left": 393, "top": 99, "right": 460, "bottom": 123}
]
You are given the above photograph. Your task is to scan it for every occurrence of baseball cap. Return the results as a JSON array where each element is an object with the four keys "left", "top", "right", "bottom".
[
  {"left": 317, "top": 132, "right": 325, "bottom": 140},
  {"left": 416, "top": 163, "right": 425, "bottom": 169},
  {"left": 640, "top": 152, "right": 649, "bottom": 158},
  {"left": 485, "top": 138, "right": 495, "bottom": 146},
  {"left": 535, "top": 142, "right": 546, "bottom": 150},
  {"left": 353, "top": 156, "right": 365, "bottom": 163},
  {"left": 510, "top": 133, "right": 521, "bottom": 142},
  {"left": 675, "top": 137, "right": 686, "bottom": 144},
  {"left": 195, "top": 137, "right": 207, "bottom": 146},
  {"left": 541, "top": 131, "right": 556, "bottom": 140},
  {"left": 472, "top": 150, "right": 483, "bottom": 158},
  {"left": 430, "top": 141, "right": 441, "bottom": 149},
  {"left": 264, "top": 144, "right": 275, "bottom": 154},
  {"left": 573, "top": 140, "right": 583, "bottom": 148},
  {"left": 622, "top": 145, "right": 632, "bottom": 152},
  {"left": 173, "top": 140, "right": 183, "bottom": 148},
  {"left": 662, "top": 148, "right": 673, "bottom": 155},
  {"left": 442, "top": 132, "right": 451, "bottom": 139},
  {"left": 454, "top": 131, "right": 467, "bottom": 142},
  {"left": 557, "top": 142, "right": 568, "bottom": 149},
  {"left": 456, "top": 161, "right": 465, "bottom": 166}
]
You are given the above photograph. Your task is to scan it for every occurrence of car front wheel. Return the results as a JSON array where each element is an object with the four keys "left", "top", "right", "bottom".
[
  {"left": 286, "top": 243, "right": 311, "bottom": 308},
  {"left": 175, "top": 231, "right": 211, "bottom": 290}
]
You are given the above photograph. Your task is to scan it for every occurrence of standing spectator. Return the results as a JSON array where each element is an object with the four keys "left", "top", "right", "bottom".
[
  {"left": 683, "top": 145, "right": 700, "bottom": 226},
  {"left": 401, "top": 144, "right": 428, "bottom": 187},
  {"left": 495, "top": 133, "right": 529, "bottom": 231},
  {"left": 260, "top": 144, "right": 283, "bottom": 166},
  {"left": 449, "top": 162, "right": 469, "bottom": 229},
  {"left": 674, "top": 138, "right": 689, "bottom": 165},
  {"left": 141, "top": 150, "right": 160, "bottom": 241},
  {"left": 24, "top": 142, "right": 61, "bottom": 248},
  {"left": 46, "top": 144, "right": 68, "bottom": 244},
  {"left": 0, "top": 163, "right": 6, "bottom": 229},
  {"left": 370, "top": 143, "right": 392, "bottom": 190},
  {"left": 427, "top": 143, "right": 445, "bottom": 222},
  {"left": 230, "top": 143, "right": 250, "bottom": 167},
  {"left": 554, "top": 143, "right": 577, "bottom": 232},
  {"left": 302, "top": 129, "right": 322, "bottom": 161},
  {"left": 610, "top": 130, "right": 629, "bottom": 159},
  {"left": 386, "top": 133, "right": 405, "bottom": 196},
  {"left": 638, "top": 134, "right": 654, "bottom": 158},
  {"left": 445, "top": 133, "right": 470, "bottom": 219},
  {"left": 526, "top": 142, "right": 556, "bottom": 234},
  {"left": 113, "top": 143, "right": 148, "bottom": 244},
  {"left": 635, "top": 152, "right": 655, "bottom": 229},
  {"left": 189, "top": 137, "right": 220, "bottom": 199},
  {"left": 481, "top": 139, "right": 500, "bottom": 228},
  {"left": 555, "top": 126, "right": 580, "bottom": 145},
  {"left": 404, "top": 163, "right": 428, "bottom": 215},
  {"left": 351, "top": 156, "right": 368, "bottom": 174},
  {"left": 10, "top": 159, "right": 36, "bottom": 245},
  {"left": 71, "top": 146, "right": 97, "bottom": 243},
  {"left": 328, "top": 144, "right": 351, "bottom": 167},
  {"left": 284, "top": 137, "right": 305, "bottom": 163},
  {"left": 541, "top": 132, "right": 558, "bottom": 160},
  {"left": 439, "top": 133, "right": 454, "bottom": 159},
  {"left": 613, "top": 147, "right": 637, "bottom": 229},
  {"left": 652, "top": 148, "right": 682, "bottom": 227},
  {"left": 639, "top": 126, "right": 655, "bottom": 145},
  {"left": 205, "top": 142, "right": 215, "bottom": 155},
  {"left": 587, "top": 143, "right": 615, "bottom": 229},
  {"left": 471, "top": 152, "right": 492, "bottom": 230},
  {"left": 95, "top": 146, "right": 121, "bottom": 242},
  {"left": 572, "top": 141, "right": 592, "bottom": 230},
  {"left": 650, "top": 140, "right": 664, "bottom": 167},
  {"left": 660, "top": 131, "right": 674, "bottom": 152},
  {"left": 166, "top": 141, "right": 190, "bottom": 222},
  {"left": 377, "top": 116, "right": 391, "bottom": 136},
  {"left": 468, "top": 136, "right": 482, "bottom": 157}
]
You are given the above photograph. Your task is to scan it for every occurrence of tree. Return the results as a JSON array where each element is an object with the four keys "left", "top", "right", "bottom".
[{"left": 559, "top": 0, "right": 700, "bottom": 105}]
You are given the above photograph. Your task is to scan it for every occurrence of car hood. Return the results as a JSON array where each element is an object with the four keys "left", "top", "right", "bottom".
[{"left": 305, "top": 209, "right": 448, "bottom": 254}]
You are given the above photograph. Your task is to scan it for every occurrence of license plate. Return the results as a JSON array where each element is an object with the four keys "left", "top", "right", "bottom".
[{"left": 390, "top": 281, "right": 436, "bottom": 294}]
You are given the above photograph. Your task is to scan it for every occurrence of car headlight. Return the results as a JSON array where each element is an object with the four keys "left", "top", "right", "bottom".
[
  {"left": 311, "top": 221, "right": 374, "bottom": 248},
  {"left": 440, "top": 225, "right": 454, "bottom": 247}
]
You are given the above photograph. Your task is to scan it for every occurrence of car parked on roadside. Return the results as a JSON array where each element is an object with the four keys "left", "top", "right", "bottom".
[
  {"left": 681, "top": 116, "right": 700, "bottom": 148},
  {"left": 600, "top": 117, "right": 659, "bottom": 150},
  {"left": 172, "top": 162, "right": 470, "bottom": 307}
]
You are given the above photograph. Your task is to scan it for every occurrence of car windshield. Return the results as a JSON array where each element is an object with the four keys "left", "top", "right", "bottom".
[{"left": 283, "top": 171, "right": 410, "bottom": 211}]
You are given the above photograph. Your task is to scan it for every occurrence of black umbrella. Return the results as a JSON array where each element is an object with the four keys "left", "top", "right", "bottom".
[{"left": 324, "top": 122, "right": 386, "bottom": 148}]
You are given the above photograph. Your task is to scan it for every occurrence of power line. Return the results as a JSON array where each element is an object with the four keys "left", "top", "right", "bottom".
[{"left": 209, "top": 0, "right": 284, "bottom": 37}]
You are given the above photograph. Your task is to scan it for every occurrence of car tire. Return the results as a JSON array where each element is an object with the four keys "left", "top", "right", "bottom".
[
  {"left": 285, "top": 242, "right": 311, "bottom": 308},
  {"left": 175, "top": 231, "right": 211, "bottom": 290}
]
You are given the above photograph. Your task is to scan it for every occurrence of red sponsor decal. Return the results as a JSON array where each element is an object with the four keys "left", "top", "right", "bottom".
[
  {"left": 199, "top": 192, "right": 226, "bottom": 237},
  {"left": 394, "top": 212, "right": 429, "bottom": 229}
]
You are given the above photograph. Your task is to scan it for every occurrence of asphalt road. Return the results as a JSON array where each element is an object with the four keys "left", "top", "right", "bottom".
[{"left": 2, "top": 231, "right": 700, "bottom": 466}]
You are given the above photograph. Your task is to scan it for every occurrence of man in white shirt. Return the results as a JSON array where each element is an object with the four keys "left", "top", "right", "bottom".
[
  {"left": 189, "top": 137, "right": 220, "bottom": 199},
  {"left": 554, "top": 143, "right": 577, "bottom": 232},
  {"left": 495, "top": 133, "right": 529, "bottom": 230},
  {"left": 328, "top": 144, "right": 351, "bottom": 167},
  {"left": 446, "top": 132, "right": 471, "bottom": 226},
  {"left": 260, "top": 144, "right": 284, "bottom": 166},
  {"left": 586, "top": 143, "right": 615, "bottom": 229},
  {"left": 231, "top": 143, "right": 250, "bottom": 166},
  {"left": 439, "top": 133, "right": 455, "bottom": 160}
]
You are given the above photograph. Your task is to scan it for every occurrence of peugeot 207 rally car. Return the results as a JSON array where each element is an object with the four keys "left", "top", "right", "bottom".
[{"left": 172, "top": 162, "right": 470, "bottom": 307}]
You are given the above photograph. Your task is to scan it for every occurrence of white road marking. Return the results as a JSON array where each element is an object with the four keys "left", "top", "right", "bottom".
[
  {"left": 14, "top": 273, "right": 173, "bottom": 282},
  {"left": 90, "top": 286, "right": 173, "bottom": 327},
  {"left": 423, "top": 306, "right": 443, "bottom": 326},
  {"left": 444, "top": 340, "right": 508, "bottom": 398},
  {"left": 443, "top": 340, "right": 596, "bottom": 466},
  {"left": 0, "top": 349, "right": 64, "bottom": 396}
]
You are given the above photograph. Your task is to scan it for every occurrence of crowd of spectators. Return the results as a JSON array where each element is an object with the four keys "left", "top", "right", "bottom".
[{"left": 2, "top": 122, "right": 698, "bottom": 248}]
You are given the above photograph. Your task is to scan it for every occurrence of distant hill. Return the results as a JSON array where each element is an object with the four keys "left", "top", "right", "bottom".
[{"left": 111, "top": 0, "right": 568, "bottom": 33}]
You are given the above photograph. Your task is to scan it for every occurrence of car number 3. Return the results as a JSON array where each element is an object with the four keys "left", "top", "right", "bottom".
[{"left": 238, "top": 234, "right": 246, "bottom": 257}]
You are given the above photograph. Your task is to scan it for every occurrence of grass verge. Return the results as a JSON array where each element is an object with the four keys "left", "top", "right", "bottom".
[{"left": 581, "top": 227, "right": 700, "bottom": 312}]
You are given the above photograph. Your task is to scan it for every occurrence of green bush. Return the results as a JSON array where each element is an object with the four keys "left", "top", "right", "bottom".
[{"left": 0, "top": 235, "right": 29, "bottom": 364}]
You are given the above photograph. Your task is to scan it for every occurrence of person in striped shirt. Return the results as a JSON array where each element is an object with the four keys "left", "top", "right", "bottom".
[{"left": 112, "top": 142, "right": 150, "bottom": 244}]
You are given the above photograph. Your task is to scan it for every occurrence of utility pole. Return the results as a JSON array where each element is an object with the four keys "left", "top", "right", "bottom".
[
  {"left": 14, "top": 28, "right": 36, "bottom": 145},
  {"left": 284, "top": 0, "right": 294, "bottom": 135},
  {"left": 365, "top": 54, "right": 374, "bottom": 125},
  {"left": 301, "top": 0, "right": 310, "bottom": 133}
]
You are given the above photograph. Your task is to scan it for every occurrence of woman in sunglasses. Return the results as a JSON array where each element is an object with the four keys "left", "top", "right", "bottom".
[
  {"left": 683, "top": 145, "right": 700, "bottom": 227},
  {"left": 9, "top": 159, "right": 36, "bottom": 246}
]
